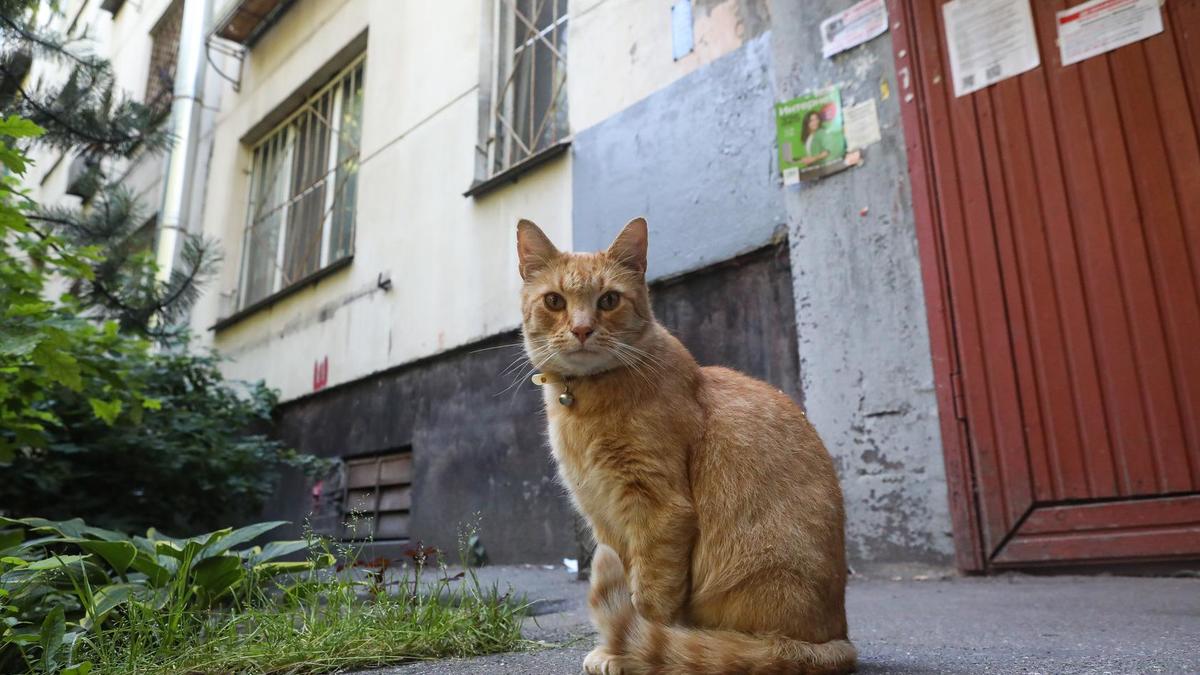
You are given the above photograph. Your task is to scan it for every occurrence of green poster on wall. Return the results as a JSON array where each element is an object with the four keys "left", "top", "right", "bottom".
[{"left": 775, "top": 87, "right": 848, "bottom": 184}]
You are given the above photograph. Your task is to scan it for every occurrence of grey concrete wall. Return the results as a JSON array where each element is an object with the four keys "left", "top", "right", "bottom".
[
  {"left": 572, "top": 33, "right": 786, "bottom": 280},
  {"left": 769, "top": 2, "right": 953, "bottom": 563},
  {"left": 573, "top": 16, "right": 953, "bottom": 565}
]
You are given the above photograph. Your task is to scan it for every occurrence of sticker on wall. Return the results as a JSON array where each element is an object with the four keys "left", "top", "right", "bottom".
[
  {"left": 671, "top": 0, "right": 694, "bottom": 61},
  {"left": 1056, "top": 0, "right": 1163, "bottom": 66},
  {"left": 844, "top": 98, "right": 882, "bottom": 151},
  {"left": 820, "top": 0, "right": 889, "bottom": 59},
  {"left": 943, "top": 0, "right": 1041, "bottom": 97},
  {"left": 776, "top": 87, "right": 860, "bottom": 185}
]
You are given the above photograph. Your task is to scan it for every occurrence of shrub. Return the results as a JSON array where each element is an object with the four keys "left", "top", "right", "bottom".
[
  {"left": 0, "top": 115, "right": 324, "bottom": 533},
  {"left": 0, "top": 346, "right": 326, "bottom": 534}
]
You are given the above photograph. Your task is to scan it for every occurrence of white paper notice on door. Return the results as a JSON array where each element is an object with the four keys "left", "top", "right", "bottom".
[
  {"left": 1057, "top": 0, "right": 1163, "bottom": 66},
  {"left": 943, "top": 0, "right": 1041, "bottom": 98}
]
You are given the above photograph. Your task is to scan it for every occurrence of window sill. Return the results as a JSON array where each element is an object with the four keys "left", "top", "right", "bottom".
[
  {"left": 462, "top": 140, "right": 571, "bottom": 198},
  {"left": 210, "top": 255, "right": 353, "bottom": 333}
]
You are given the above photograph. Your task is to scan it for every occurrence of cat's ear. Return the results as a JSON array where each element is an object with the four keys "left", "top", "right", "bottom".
[
  {"left": 516, "top": 219, "right": 560, "bottom": 281},
  {"left": 607, "top": 217, "right": 648, "bottom": 276}
]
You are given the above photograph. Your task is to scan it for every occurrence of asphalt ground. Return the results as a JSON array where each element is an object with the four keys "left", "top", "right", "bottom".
[{"left": 356, "top": 565, "right": 1200, "bottom": 674}]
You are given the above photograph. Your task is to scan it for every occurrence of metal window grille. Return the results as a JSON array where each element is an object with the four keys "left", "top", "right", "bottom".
[
  {"left": 340, "top": 449, "right": 413, "bottom": 542},
  {"left": 483, "top": 0, "right": 569, "bottom": 178},
  {"left": 145, "top": 0, "right": 183, "bottom": 106},
  {"left": 237, "top": 56, "right": 364, "bottom": 309}
]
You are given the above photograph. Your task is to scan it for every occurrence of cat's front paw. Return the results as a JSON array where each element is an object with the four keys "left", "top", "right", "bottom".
[{"left": 582, "top": 647, "right": 626, "bottom": 675}]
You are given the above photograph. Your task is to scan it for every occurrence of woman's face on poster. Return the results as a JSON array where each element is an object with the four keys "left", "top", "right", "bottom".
[{"left": 807, "top": 112, "right": 821, "bottom": 131}]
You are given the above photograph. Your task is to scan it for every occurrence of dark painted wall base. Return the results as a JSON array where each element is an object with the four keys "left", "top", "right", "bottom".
[{"left": 265, "top": 241, "right": 800, "bottom": 563}]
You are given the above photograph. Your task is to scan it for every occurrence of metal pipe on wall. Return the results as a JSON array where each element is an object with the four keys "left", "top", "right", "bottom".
[{"left": 155, "top": 0, "right": 213, "bottom": 284}]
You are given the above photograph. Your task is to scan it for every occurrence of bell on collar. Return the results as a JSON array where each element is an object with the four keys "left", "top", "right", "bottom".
[{"left": 558, "top": 391, "right": 575, "bottom": 407}]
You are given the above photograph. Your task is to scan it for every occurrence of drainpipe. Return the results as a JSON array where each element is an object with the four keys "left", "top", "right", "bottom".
[{"left": 155, "top": 0, "right": 213, "bottom": 285}]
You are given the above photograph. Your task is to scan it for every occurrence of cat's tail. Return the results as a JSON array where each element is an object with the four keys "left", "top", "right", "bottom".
[{"left": 587, "top": 544, "right": 857, "bottom": 675}]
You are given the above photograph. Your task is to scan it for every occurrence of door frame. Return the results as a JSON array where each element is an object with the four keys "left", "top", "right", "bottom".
[{"left": 886, "top": 0, "right": 986, "bottom": 572}]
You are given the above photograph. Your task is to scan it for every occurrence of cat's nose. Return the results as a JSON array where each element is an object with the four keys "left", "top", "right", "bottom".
[{"left": 571, "top": 325, "right": 594, "bottom": 344}]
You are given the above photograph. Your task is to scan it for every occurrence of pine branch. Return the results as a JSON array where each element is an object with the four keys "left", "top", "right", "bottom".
[
  {"left": 0, "top": 14, "right": 104, "bottom": 72},
  {"left": 4, "top": 0, "right": 220, "bottom": 344},
  {"left": 0, "top": 61, "right": 171, "bottom": 157}
]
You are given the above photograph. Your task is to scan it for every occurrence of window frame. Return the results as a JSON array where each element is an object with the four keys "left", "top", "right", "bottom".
[
  {"left": 467, "top": 0, "right": 570, "bottom": 197},
  {"left": 145, "top": 0, "right": 183, "bottom": 107},
  {"left": 232, "top": 54, "right": 365, "bottom": 315}
]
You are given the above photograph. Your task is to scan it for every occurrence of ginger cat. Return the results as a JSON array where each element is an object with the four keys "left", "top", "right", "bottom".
[{"left": 517, "top": 217, "right": 856, "bottom": 674}]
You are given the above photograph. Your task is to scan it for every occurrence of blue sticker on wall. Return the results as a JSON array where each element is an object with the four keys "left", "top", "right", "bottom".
[{"left": 671, "top": 0, "right": 693, "bottom": 61}]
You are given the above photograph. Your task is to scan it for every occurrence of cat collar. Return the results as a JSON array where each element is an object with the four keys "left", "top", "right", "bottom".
[{"left": 531, "top": 372, "right": 575, "bottom": 407}]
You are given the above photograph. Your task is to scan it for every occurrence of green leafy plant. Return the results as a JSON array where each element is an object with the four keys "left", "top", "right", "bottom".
[
  {"left": 0, "top": 345, "right": 329, "bottom": 534},
  {"left": 0, "top": 517, "right": 527, "bottom": 675},
  {"left": 1, "top": 114, "right": 320, "bottom": 534},
  {"left": 0, "top": 115, "right": 152, "bottom": 467},
  {"left": 2, "top": 0, "right": 215, "bottom": 340},
  {"left": 0, "top": 517, "right": 332, "bottom": 673}
]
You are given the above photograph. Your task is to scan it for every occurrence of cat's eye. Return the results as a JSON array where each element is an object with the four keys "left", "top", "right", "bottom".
[
  {"left": 597, "top": 291, "right": 620, "bottom": 311},
  {"left": 543, "top": 293, "right": 566, "bottom": 311}
]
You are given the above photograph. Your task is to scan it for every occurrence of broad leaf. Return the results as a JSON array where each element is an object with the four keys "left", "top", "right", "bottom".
[
  {"left": 0, "top": 116, "right": 45, "bottom": 138},
  {"left": 201, "top": 521, "right": 288, "bottom": 559},
  {"left": 251, "top": 555, "right": 334, "bottom": 578},
  {"left": 2, "top": 517, "right": 125, "bottom": 542},
  {"left": 87, "top": 398, "right": 122, "bottom": 425},
  {"left": 39, "top": 605, "right": 64, "bottom": 672},
  {"left": 86, "top": 583, "right": 142, "bottom": 625},
  {"left": 0, "top": 529, "right": 23, "bottom": 556},
  {"left": 25, "top": 555, "right": 89, "bottom": 571},
  {"left": 153, "top": 539, "right": 186, "bottom": 560},
  {"left": 191, "top": 555, "right": 245, "bottom": 601},
  {"left": 69, "top": 539, "right": 137, "bottom": 575},
  {"left": 129, "top": 551, "right": 171, "bottom": 587},
  {"left": 246, "top": 539, "right": 309, "bottom": 566}
]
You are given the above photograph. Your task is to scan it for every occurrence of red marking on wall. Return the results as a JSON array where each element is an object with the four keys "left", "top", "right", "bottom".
[
  {"left": 313, "top": 356, "right": 329, "bottom": 391},
  {"left": 311, "top": 479, "right": 324, "bottom": 511}
]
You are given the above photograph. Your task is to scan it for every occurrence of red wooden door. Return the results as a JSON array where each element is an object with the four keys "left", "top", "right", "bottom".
[{"left": 890, "top": 0, "right": 1200, "bottom": 570}]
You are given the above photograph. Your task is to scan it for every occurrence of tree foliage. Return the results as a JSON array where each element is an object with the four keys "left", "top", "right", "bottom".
[
  {"left": 1, "top": 3, "right": 324, "bottom": 534},
  {"left": 0, "top": 115, "right": 145, "bottom": 465},
  {"left": 1, "top": 0, "right": 217, "bottom": 339}
]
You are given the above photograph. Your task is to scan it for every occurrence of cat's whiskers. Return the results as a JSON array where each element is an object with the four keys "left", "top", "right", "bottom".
[
  {"left": 500, "top": 339, "right": 550, "bottom": 377},
  {"left": 469, "top": 341, "right": 529, "bottom": 354},
  {"left": 495, "top": 342, "right": 555, "bottom": 397},
  {"left": 508, "top": 349, "right": 561, "bottom": 403},
  {"left": 602, "top": 340, "right": 660, "bottom": 390},
  {"left": 606, "top": 338, "right": 667, "bottom": 374},
  {"left": 611, "top": 339, "right": 684, "bottom": 378}
]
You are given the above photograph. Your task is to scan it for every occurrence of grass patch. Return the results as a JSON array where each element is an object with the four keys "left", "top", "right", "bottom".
[
  {"left": 1, "top": 518, "right": 529, "bottom": 674},
  {"left": 79, "top": 563, "right": 527, "bottom": 674}
]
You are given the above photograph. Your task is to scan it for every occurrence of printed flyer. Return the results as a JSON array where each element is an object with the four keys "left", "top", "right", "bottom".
[
  {"left": 821, "top": 0, "right": 889, "bottom": 58},
  {"left": 775, "top": 87, "right": 848, "bottom": 185},
  {"left": 943, "top": 0, "right": 1041, "bottom": 97},
  {"left": 1057, "top": 0, "right": 1163, "bottom": 66}
]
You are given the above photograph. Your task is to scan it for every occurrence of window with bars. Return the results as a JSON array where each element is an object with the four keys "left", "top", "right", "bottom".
[
  {"left": 145, "top": 0, "right": 183, "bottom": 106},
  {"left": 339, "top": 449, "right": 413, "bottom": 542},
  {"left": 237, "top": 57, "right": 364, "bottom": 310},
  {"left": 478, "top": 0, "right": 569, "bottom": 181}
]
